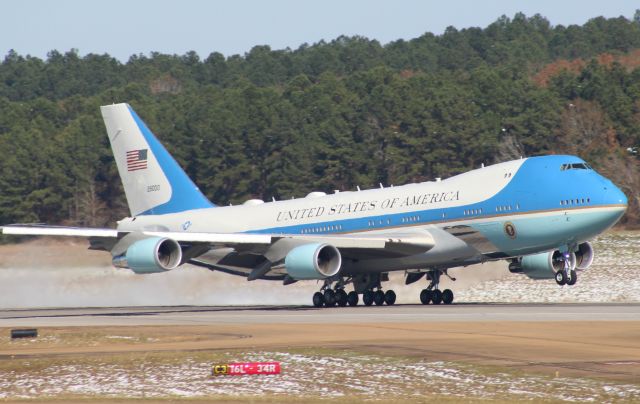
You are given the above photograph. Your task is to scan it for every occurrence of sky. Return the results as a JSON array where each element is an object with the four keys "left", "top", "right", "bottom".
[{"left": 1, "top": 0, "right": 638, "bottom": 62}]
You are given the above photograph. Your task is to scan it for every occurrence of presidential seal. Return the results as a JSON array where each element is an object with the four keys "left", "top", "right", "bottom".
[{"left": 504, "top": 222, "right": 517, "bottom": 239}]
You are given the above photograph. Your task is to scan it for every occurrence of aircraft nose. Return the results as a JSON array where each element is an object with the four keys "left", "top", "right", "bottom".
[
  {"left": 589, "top": 180, "right": 628, "bottom": 232},
  {"left": 604, "top": 182, "right": 628, "bottom": 207}
]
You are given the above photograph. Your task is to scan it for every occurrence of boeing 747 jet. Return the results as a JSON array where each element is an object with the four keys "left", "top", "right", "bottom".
[{"left": 2, "top": 104, "right": 628, "bottom": 307}]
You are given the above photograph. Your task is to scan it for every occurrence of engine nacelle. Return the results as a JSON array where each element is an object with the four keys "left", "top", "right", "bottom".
[
  {"left": 284, "top": 243, "right": 341, "bottom": 280},
  {"left": 112, "top": 237, "right": 183, "bottom": 274},
  {"left": 510, "top": 250, "right": 575, "bottom": 280},
  {"left": 575, "top": 242, "right": 594, "bottom": 270}
]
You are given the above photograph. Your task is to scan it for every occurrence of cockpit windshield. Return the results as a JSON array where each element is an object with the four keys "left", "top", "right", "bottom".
[{"left": 560, "top": 163, "right": 591, "bottom": 171}]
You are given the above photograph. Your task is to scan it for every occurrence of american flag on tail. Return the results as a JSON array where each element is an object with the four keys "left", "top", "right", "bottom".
[{"left": 126, "top": 149, "right": 148, "bottom": 171}]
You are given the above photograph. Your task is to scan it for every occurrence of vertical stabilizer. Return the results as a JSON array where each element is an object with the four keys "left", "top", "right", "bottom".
[{"left": 100, "top": 103, "right": 214, "bottom": 216}]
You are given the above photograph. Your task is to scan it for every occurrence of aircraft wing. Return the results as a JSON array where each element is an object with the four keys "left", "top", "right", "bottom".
[
  {"left": 1, "top": 225, "right": 434, "bottom": 256},
  {"left": 1, "top": 225, "right": 120, "bottom": 238},
  {"left": 0, "top": 225, "right": 272, "bottom": 244},
  {"left": 1, "top": 224, "right": 436, "bottom": 282},
  {"left": 144, "top": 231, "right": 433, "bottom": 252}
]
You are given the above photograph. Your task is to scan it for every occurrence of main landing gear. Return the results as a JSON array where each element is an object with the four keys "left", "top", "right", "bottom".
[
  {"left": 555, "top": 251, "right": 578, "bottom": 286},
  {"left": 311, "top": 271, "right": 455, "bottom": 308},
  {"left": 362, "top": 289, "right": 396, "bottom": 306},
  {"left": 312, "top": 279, "right": 365, "bottom": 308},
  {"left": 419, "top": 270, "right": 454, "bottom": 305},
  {"left": 312, "top": 274, "right": 397, "bottom": 308}
]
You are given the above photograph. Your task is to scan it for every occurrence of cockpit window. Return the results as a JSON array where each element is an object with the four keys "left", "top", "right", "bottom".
[{"left": 560, "top": 163, "right": 591, "bottom": 171}]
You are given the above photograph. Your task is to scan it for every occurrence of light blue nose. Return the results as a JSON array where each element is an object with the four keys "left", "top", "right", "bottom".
[{"left": 604, "top": 182, "right": 628, "bottom": 207}]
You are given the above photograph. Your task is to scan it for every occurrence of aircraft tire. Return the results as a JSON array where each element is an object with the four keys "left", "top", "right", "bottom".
[
  {"left": 323, "top": 289, "right": 336, "bottom": 307},
  {"left": 555, "top": 270, "right": 567, "bottom": 286},
  {"left": 384, "top": 290, "right": 396, "bottom": 305},
  {"left": 420, "top": 289, "right": 432, "bottom": 305},
  {"left": 363, "top": 290, "right": 375, "bottom": 306},
  {"left": 336, "top": 289, "right": 348, "bottom": 307},
  {"left": 347, "top": 291, "right": 359, "bottom": 306},
  {"left": 312, "top": 292, "right": 324, "bottom": 308},
  {"left": 431, "top": 289, "right": 443, "bottom": 305},
  {"left": 566, "top": 270, "right": 577, "bottom": 286},
  {"left": 373, "top": 290, "right": 385, "bottom": 305},
  {"left": 442, "top": 289, "right": 454, "bottom": 305}
]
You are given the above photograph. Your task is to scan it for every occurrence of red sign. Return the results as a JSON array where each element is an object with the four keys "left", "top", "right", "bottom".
[{"left": 212, "top": 362, "right": 281, "bottom": 376}]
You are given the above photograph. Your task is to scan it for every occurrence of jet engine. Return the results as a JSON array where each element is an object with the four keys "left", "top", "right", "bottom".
[
  {"left": 509, "top": 241, "right": 596, "bottom": 280},
  {"left": 575, "top": 242, "right": 594, "bottom": 270},
  {"left": 284, "top": 243, "right": 341, "bottom": 280},
  {"left": 112, "top": 237, "right": 183, "bottom": 274},
  {"left": 509, "top": 250, "right": 575, "bottom": 279}
]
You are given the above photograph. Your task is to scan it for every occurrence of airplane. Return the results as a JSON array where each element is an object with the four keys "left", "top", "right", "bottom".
[{"left": 1, "top": 103, "right": 628, "bottom": 308}]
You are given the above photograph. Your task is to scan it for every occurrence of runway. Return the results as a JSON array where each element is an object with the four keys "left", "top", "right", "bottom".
[
  {"left": 0, "top": 303, "right": 639, "bottom": 326},
  {"left": 1, "top": 302, "right": 639, "bottom": 402}
]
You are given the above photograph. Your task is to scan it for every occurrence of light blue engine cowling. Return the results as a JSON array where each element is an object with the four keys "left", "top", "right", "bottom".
[
  {"left": 511, "top": 242, "right": 594, "bottom": 279},
  {"left": 284, "top": 243, "right": 342, "bottom": 280},
  {"left": 112, "top": 237, "right": 183, "bottom": 274},
  {"left": 517, "top": 250, "right": 568, "bottom": 279}
]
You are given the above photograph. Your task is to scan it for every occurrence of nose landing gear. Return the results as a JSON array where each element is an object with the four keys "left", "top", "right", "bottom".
[{"left": 555, "top": 251, "right": 578, "bottom": 286}]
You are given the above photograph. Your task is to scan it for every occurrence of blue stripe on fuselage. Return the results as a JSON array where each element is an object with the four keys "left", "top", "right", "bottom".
[{"left": 247, "top": 155, "right": 626, "bottom": 240}]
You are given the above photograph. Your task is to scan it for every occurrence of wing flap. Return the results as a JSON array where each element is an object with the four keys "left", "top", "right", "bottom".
[{"left": 283, "top": 233, "right": 435, "bottom": 254}]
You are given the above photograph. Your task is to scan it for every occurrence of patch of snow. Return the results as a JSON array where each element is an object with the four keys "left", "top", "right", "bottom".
[{"left": 1, "top": 352, "right": 638, "bottom": 401}]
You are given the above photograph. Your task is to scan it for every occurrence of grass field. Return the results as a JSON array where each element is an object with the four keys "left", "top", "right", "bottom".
[{"left": 1, "top": 327, "right": 639, "bottom": 402}]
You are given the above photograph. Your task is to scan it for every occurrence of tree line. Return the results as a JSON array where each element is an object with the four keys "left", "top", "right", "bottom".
[{"left": 0, "top": 12, "right": 638, "bottom": 228}]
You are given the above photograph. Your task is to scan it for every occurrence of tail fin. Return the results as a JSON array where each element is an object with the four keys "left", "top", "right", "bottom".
[{"left": 100, "top": 103, "right": 214, "bottom": 216}]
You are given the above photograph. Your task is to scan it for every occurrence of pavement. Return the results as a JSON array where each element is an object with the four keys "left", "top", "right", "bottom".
[
  {"left": 1, "top": 304, "right": 639, "bottom": 383},
  {"left": 0, "top": 303, "right": 639, "bottom": 326}
]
